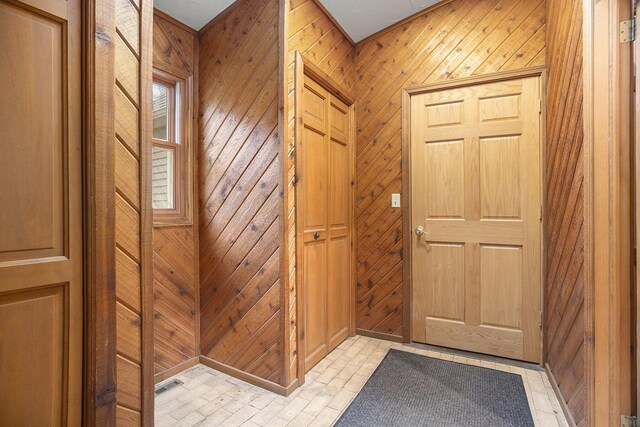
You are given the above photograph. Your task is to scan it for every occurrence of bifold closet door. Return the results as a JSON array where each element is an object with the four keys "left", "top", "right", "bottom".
[{"left": 300, "top": 75, "right": 353, "bottom": 371}]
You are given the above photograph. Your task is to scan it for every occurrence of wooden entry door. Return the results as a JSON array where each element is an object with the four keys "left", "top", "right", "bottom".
[
  {"left": 410, "top": 75, "right": 543, "bottom": 363},
  {"left": 0, "top": 0, "right": 83, "bottom": 424},
  {"left": 299, "top": 73, "right": 354, "bottom": 371}
]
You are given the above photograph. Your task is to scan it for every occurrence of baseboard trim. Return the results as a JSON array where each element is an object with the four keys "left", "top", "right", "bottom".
[
  {"left": 356, "top": 328, "right": 404, "bottom": 343},
  {"left": 154, "top": 357, "right": 199, "bottom": 384},
  {"left": 544, "top": 363, "right": 577, "bottom": 427},
  {"left": 285, "top": 378, "right": 299, "bottom": 396},
  {"left": 198, "top": 356, "right": 290, "bottom": 396}
]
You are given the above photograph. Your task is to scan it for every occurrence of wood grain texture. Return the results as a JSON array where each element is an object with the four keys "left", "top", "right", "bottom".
[
  {"left": 114, "top": 0, "right": 154, "bottom": 422},
  {"left": 154, "top": 12, "right": 195, "bottom": 77},
  {"left": 85, "top": 0, "right": 118, "bottom": 422},
  {"left": 285, "top": 0, "right": 356, "bottom": 383},
  {"left": 152, "top": 10, "right": 200, "bottom": 379},
  {"left": 198, "top": 0, "right": 284, "bottom": 387},
  {"left": 354, "top": 0, "right": 547, "bottom": 340},
  {"left": 544, "top": 0, "right": 585, "bottom": 425}
]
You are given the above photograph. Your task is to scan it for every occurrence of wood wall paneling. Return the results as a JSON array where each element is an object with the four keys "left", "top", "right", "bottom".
[
  {"left": 152, "top": 11, "right": 201, "bottom": 379},
  {"left": 286, "top": 0, "right": 356, "bottom": 383},
  {"left": 198, "top": 0, "right": 285, "bottom": 387},
  {"left": 114, "top": 0, "right": 154, "bottom": 423},
  {"left": 354, "top": 0, "right": 547, "bottom": 340},
  {"left": 544, "top": 0, "right": 586, "bottom": 425}
]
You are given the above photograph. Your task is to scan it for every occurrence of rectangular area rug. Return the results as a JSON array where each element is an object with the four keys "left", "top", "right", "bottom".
[{"left": 335, "top": 349, "right": 535, "bottom": 427}]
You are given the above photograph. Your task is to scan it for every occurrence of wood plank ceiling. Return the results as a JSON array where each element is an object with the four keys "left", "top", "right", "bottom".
[
  {"left": 354, "top": 0, "right": 547, "bottom": 339},
  {"left": 545, "top": 0, "right": 586, "bottom": 424},
  {"left": 198, "top": 0, "right": 284, "bottom": 386},
  {"left": 152, "top": 12, "right": 200, "bottom": 377}
]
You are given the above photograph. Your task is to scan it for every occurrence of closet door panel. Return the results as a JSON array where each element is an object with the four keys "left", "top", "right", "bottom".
[
  {"left": 327, "top": 96, "right": 351, "bottom": 350},
  {"left": 300, "top": 74, "right": 353, "bottom": 372},
  {"left": 301, "top": 76, "right": 329, "bottom": 370}
]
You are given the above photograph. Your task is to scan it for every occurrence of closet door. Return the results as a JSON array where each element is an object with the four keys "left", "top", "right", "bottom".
[
  {"left": 301, "top": 77, "right": 330, "bottom": 370},
  {"left": 0, "top": 0, "right": 83, "bottom": 424},
  {"left": 300, "top": 74, "right": 353, "bottom": 372}
]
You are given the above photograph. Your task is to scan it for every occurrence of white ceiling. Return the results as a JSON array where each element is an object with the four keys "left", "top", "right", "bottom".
[
  {"left": 319, "top": 0, "right": 441, "bottom": 42},
  {"left": 155, "top": 0, "right": 441, "bottom": 41},
  {"left": 154, "top": 0, "right": 236, "bottom": 31}
]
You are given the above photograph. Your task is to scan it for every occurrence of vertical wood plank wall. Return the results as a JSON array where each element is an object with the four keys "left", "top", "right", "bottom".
[
  {"left": 152, "top": 12, "right": 200, "bottom": 377},
  {"left": 198, "top": 0, "right": 285, "bottom": 386},
  {"left": 544, "top": 0, "right": 586, "bottom": 424},
  {"left": 114, "top": 0, "right": 154, "bottom": 423},
  {"left": 354, "top": 0, "right": 547, "bottom": 339},
  {"left": 285, "top": 0, "right": 356, "bottom": 382}
]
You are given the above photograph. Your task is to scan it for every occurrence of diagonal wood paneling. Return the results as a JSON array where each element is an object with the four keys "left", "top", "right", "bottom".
[
  {"left": 285, "top": 0, "right": 356, "bottom": 384},
  {"left": 544, "top": 0, "right": 585, "bottom": 424},
  {"left": 114, "top": 0, "right": 154, "bottom": 423},
  {"left": 153, "top": 228, "right": 198, "bottom": 374},
  {"left": 152, "top": 11, "right": 200, "bottom": 378},
  {"left": 354, "top": 0, "right": 547, "bottom": 338},
  {"left": 198, "top": 0, "right": 284, "bottom": 386}
]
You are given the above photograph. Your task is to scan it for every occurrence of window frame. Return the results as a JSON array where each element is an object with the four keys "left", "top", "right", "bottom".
[{"left": 151, "top": 69, "right": 194, "bottom": 226}]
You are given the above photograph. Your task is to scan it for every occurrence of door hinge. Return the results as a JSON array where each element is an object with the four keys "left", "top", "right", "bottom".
[
  {"left": 539, "top": 99, "right": 542, "bottom": 114},
  {"left": 539, "top": 311, "right": 543, "bottom": 329},
  {"left": 621, "top": 17, "right": 637, "bottom": 42},
  {"left": 622, "top": 415, "right": 637, "bottom": 427}
]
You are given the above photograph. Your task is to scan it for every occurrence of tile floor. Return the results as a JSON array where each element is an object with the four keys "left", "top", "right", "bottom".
[{"left": 155, "top": 336, "right": 570, "bottom": 427}]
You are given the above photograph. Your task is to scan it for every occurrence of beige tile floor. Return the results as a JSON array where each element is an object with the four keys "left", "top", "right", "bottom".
[{"left": 155, "top": 336, "right": 570, "bottom": 427}]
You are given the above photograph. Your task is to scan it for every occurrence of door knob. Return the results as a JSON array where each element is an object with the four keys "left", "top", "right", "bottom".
[
  {"left": 313, "top": 232, "right": 320, "bottom": 240},
  {"left": 416, "top": 226, "right": 431, "bottom": 238}
]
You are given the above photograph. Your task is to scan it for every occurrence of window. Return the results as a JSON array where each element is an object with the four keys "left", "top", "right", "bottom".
[{"left": 151, "top": 71, "right": 193, "bottom": 225}]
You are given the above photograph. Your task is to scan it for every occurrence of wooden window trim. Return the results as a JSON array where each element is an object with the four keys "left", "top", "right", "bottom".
[{"left": 152, "top": 69, "right": 194, "bottom": 227}]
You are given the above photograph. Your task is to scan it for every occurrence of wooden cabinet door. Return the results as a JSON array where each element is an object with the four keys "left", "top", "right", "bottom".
[
  {"left": 410, "top": 76, "right": 543, "bottom": 363},
  {"left": 300, "top": 75, "right": 353, "bottom": 371},
  {"left": 0, "top": 0, "right": 83, "bottom": 424}
]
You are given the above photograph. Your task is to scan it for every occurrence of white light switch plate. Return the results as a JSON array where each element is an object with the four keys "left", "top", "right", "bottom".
[{"left": 391, "top": 193, "right": 401, "bottom": 208}]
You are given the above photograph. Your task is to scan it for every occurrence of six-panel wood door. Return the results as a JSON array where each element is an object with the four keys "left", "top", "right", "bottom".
[
  {"left": 300, "top": 75, "right": 354, "bottom": 371},
  {"left": 410, "top": 76, "right": 543, "bottom": 363},
  {"left": 0, "top": 0, "right": 83, "bottom": 424}
]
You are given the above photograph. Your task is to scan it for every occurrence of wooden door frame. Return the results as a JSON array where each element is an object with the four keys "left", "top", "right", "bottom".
[
  {"left": 636, "top": 0, "right": 640, "bottom": 417},
  {"left": 293, "top": 51, "right": 356, "bottom": 384},
  {"left": 83, "top": 0, "right": 155, "bottom": 424},
  {"left": 584, "top": 0, "right": 635, "bottom": 425},
  {"left": 401, "top": 67, "right": 547, "bottom": 358},
  {"left": 83, "top": 0, "right": 117, "bottom": 423}
]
